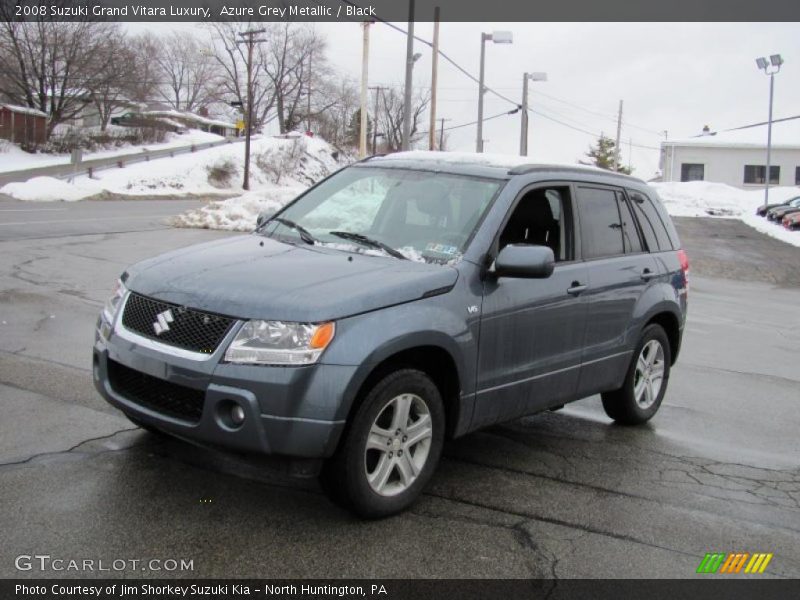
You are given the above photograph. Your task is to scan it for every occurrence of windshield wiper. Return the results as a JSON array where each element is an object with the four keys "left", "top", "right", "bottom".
[
  {"left": 328, "top": 231, "right": 407, "bottom": 260},
  {"left": 263, "top": 217, "right": 317, "bottom": 245}
]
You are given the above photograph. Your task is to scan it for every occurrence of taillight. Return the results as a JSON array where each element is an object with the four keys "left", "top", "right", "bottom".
[{"left": 677, "top": 249, "right": 690, "bottom": 291}]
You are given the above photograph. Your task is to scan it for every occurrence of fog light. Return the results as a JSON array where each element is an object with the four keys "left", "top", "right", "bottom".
[{"left": 230, "top": 404, "right": 245, "bottom": 426}]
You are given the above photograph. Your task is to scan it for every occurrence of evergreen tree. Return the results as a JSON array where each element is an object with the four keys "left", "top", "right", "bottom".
[
  {"left": 581, "top": 134, "right": 632, "bottom": 175},
  {"left": 345, "top": 109, "right": 372, "bottom": 149}
]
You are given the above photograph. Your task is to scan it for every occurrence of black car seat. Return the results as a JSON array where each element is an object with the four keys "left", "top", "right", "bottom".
[{"left": 500, "top": 192, "right": 560, "bottom": 254}]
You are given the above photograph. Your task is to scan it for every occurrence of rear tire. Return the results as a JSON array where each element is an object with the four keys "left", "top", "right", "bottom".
[
  {"left": 321, "top": 369, "right": 445, "bottom": 519},
  {"left": 601, "top": 324, "right": 671, "bottom": 425}
]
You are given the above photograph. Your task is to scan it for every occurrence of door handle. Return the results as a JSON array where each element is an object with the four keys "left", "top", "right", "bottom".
[
  {"left": 641, "top": 268, "right": 656, "bottom": 281},
  {"left": 567, "top": 282, "right": 587, "bottom": 295}
]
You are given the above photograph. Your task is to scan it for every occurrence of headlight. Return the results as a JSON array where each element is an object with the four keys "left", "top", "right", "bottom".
[
  {"left": 102, "top": 279, "right": 126, "bottom": 324},
  {"left": 224, "top": 321, "right": 335, "bottom": 365}
]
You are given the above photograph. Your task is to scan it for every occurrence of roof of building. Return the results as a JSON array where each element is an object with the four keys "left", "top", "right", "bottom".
[
  {"left": 1, "top": 104, "right": 48, "bottom": 118},
  {"left": 663, "top": 116, "right": 800, "bottom": 150}
]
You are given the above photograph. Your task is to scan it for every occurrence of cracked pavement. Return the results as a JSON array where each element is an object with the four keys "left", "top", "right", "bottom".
[{"left": 0, "top": 200, "right": 798, "bottom": 579}]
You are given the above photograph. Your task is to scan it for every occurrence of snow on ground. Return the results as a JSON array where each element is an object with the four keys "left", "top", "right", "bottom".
[
  {"left": 1, "top": 135, "right": 346, "bottom": 203},
  {"left": 0, "top": 129, "right": 224, "bottom": 173},
  {"left": 652, "top": 181, "right": 800, "bottom": 247},
  {"left": 0, "top": 176, "right": 101, "bottom": 202}
]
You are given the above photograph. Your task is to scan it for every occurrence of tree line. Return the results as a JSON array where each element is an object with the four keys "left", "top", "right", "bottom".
[{"left": 0, "top": 16, "right": 429, "bottom": 151}]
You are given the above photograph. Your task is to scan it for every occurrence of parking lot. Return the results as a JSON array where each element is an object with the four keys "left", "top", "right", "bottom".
[{"left": 0, "top": 199, "right": 798, "bottom": 579}]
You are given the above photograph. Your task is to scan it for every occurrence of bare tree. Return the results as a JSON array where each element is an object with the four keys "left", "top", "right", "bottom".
[
  {"left": 263, "top": 23, "right": 324, "bottom": 133},
  {"left": 311, "top": 76, "right": 359, "bottom": 148},
  {"left": 154, "top": 31, "right": 219, "bottom": 112},
  {"left": 125, "top": 32, "right": 163, "bottom": 105},
  {"left": 0, "top": 17, "right": 121, "bottom": 135},
  {"left": 209, "top": 22, "right": 276, "bottom": 131},
  {"left": 89, "top": 36, "right": 138, "bottom": 131},
  {"left": 378, "top": 87, "right": 430, "bottom": 152}
]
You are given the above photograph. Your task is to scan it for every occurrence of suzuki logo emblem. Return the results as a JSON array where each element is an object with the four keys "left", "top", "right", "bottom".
[{"left": 153, "top": 309, "right": 174, "bottom": 335}]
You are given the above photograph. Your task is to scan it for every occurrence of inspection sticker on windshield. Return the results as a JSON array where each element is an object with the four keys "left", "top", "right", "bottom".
[{"left": 426, "top": 243, "right": 459, "bottom": 256}]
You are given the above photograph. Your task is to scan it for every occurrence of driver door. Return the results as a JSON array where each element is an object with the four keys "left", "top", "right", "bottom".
[{"left": 472, "top": 184, "right": 589, "bottom": 429}]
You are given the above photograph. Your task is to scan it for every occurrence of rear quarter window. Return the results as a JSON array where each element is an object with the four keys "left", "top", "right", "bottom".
[{"left": 628, "top": 190, "right": 676, "bottom": 251}]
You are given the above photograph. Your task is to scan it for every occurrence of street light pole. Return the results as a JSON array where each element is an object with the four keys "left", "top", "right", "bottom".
[
  {"left": 519, "top": 71, "right": 546, "bottom": 156},
  {"left": 476, "top": 34, "right": 487, "bottom": 153},
  {"left": 476, "top": 31, "right": 512, "bottom": 153},
  {"left": 755, "top": 54, "right": 783, "bottom": 208}
]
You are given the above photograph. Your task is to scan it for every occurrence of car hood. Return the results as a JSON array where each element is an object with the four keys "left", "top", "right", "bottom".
[{"left": 124, "top": 235, "right": 458, "bottom": 322}]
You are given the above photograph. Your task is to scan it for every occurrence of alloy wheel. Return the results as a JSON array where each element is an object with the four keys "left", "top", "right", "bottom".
[{"left": 364, "top": 393, "right": 433, "bottom": 497}]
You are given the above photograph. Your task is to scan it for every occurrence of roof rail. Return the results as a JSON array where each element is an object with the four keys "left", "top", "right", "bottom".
[
  {"left": 507, "top": 163, "right": 640, "bottom": 181},
  {"left": 356, "top": 153, "right": 387, "bottom": 163}
]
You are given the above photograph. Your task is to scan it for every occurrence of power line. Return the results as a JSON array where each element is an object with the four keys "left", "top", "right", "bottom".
[{"left": 338, "top": 1, "right": 662, "bottom": 153}]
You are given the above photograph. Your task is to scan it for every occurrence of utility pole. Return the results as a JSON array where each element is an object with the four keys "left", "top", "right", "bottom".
[
  {"left": 520, "top": 75, "right": 529, "bottom": 156},
  {"left": 369, "top": 86, "right": 386, "bottom": 154},
  {"left": 401, "top": 0, "right": 415, "bottom": 151},
  {"left": 359, "top": 21, "right": 372, "bottom": 158},
  {"left": 306, "top": 49, "right": 312, "bottom": 133},
  {"left": 428, "top": 6, "right": 440, "bottom": 150},
  {"left": 439, "top": 117, "right": 451, "bottom": 150},
  {"left": 237, "top": 28, "right": 266, "bottom": 190},
  {"left": 613, "top": 99, "right": 623, "bottom": 172}
]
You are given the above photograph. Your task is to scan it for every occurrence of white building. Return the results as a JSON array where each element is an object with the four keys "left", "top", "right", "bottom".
[{"left": 660, "top": 117, "right": 800, "bottom": 188}]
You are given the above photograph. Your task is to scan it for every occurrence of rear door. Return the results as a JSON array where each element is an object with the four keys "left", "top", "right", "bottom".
[{"left": 574, "top": 185, "right": 657, "bottom": 397}]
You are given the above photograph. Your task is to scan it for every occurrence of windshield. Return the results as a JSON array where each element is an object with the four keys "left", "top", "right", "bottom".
[{"left": 260, "top": 166, "right": 503, "bottom": 264}]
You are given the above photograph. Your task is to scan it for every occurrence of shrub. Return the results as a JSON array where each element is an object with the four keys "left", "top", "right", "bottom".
[
  {"left": 206, "top": 158, "right": 238, "bottom": 188},
  {"left": 255, "top": 137, "right": 305, "bottom": 184}
]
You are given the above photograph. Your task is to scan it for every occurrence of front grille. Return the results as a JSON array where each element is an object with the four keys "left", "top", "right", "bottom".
[
  {"left": 121, "top": 292, "right": 235, "bottom": 354},
  {"left": 107, "top": 360, "right": 205, "bottom": 423}
]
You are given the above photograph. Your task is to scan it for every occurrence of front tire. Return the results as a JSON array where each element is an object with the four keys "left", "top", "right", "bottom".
[
  {"left": 601, "top": 324, "right": 671, "bottom": 425},
  {"left": 321, "top": 369, "right": 445, "bottom": 518}
]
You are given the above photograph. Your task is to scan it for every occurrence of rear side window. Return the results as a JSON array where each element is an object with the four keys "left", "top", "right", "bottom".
[
  {"left": 616, "top": 192, "right": 643, "bottom": 253},
  {"left": 628, "top": 191, "right": 674, "bottom": 252},
  {"left": 576, "top": 186, "right": 625, "bottom": 259}
]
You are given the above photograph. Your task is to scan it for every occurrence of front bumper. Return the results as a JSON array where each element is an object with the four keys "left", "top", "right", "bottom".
[{"left": 93, "top": 311, "right": 355, "bottom": 460}]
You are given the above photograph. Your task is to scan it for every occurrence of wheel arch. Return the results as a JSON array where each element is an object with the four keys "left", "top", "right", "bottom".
[{"left": 644, "top": 309, "right": 682, "bottom": 365}]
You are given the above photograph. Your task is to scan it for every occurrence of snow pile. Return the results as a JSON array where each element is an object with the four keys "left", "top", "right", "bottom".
[
  {"left": 652, "top": 181, "right": 800, "bottom": 247},
  {"left": 0, "top": 176, "right": 102, "bottom": 202},
  {"left": 171, "top": 186, "right": 305, "bottom": 231}
]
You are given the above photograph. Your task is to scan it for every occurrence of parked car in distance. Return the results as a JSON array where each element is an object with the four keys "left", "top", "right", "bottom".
[
  {"left": 755, "top": 196, "right": 800, "bottom": 217},
  {"left": 767, "top": 198, "right": 800, "bottom": 221},
  {"left": 783, "top": 211, "right": 800, "bottom": 230},
  {"left": 93, "top": 152, "right": 689, "bottom": 518},
  {"left": 110, "top": 112, "right": 186, "bottom": 134}
]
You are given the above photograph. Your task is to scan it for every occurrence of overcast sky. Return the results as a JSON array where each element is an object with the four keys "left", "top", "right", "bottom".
[{"left": 130, "top": 21, "right": 800, "bottom": 178}]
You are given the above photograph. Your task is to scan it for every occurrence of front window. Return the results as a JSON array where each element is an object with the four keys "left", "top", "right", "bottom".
[
  {"left": 744, "top": 165, "right": 780, "bottom": 185},
  {"left": 261, "top": 167, "right": 503, "bottom": 264},
  {"left": 680, "top": 163, "right": 704, "bottom": 182}
]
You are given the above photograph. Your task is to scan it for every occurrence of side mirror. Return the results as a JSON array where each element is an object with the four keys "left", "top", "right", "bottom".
[
  {"left": 256, "top": 210, "right": 275, "bottom": 229},
  {"left": 494, "top": 244, "right": 555, "bottom": 279}
]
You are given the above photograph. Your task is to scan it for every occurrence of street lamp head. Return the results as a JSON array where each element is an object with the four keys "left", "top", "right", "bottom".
[
  {"left": 412, "top": 52, "right": 423, "bottom": 62},
  {"left": 527, "top": 72, "right": 548, "bottom": 82},
  {"left": 755, "top": 57, "right": 769, "bottom": 70},
  {"left": 490, "top": 31, "right": 513, "bottom": 44},
  {"left": 770, "top": 54, "right": 784, "bottom": 67}
]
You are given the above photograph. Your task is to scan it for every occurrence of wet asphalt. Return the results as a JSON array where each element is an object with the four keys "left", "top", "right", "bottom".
[{"left": 0, "top": 199, "right": 798, "bottom": 579}]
